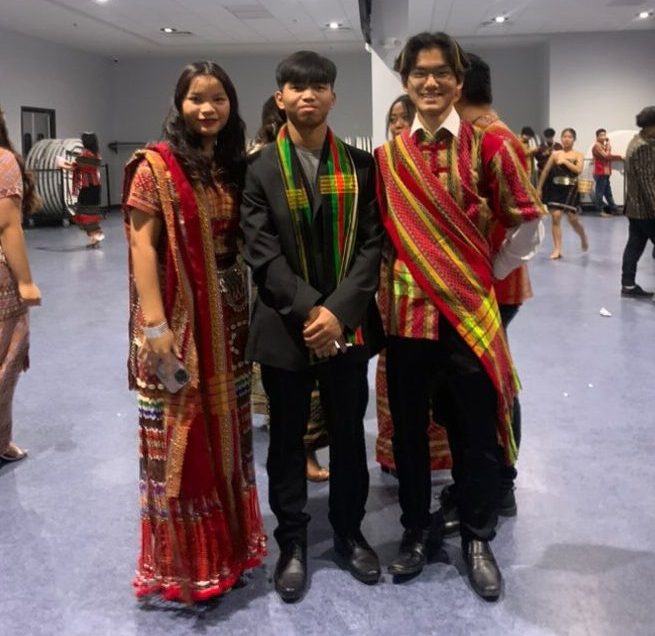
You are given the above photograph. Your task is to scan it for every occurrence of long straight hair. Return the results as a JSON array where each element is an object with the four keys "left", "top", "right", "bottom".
[
  {"left": 0, "top": 108, "right": 40, "bottom": 214},
  {"left": 162, "top": 61, "right": 246, "bottom": 188}
]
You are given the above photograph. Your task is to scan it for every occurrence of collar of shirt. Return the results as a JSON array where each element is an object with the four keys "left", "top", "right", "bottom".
[{"left": 410, "top": 108, "right": 460, "bottom": 142}]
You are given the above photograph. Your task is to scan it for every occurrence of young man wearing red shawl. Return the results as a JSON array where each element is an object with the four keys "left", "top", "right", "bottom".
[
  {"left": 241, "top": 51, "right": 385, "bottom": 603},
  {"left": 375, "top": 33, "right": 544, "bottom": 600},
  {"left": 434, "top": 52, "right": 545, "bottom": 536}
]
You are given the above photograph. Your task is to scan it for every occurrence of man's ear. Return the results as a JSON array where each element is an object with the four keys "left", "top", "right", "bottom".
[{"left": 274, "top": 90, "right": 286, "bottom": 111}]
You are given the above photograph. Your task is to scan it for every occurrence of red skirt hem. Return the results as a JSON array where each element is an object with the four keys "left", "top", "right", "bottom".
[{"left": 133, "top": 554, "right": 265, "bottom": 603}]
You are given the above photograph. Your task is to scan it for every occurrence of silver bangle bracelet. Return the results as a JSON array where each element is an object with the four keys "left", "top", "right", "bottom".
[{"left": 143, "top": 321, "right": 169, "bottom": 339}]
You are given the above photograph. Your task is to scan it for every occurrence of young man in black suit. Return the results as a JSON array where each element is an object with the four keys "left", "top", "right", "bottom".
[{"left": 241, "top": 50, "right": 384, "bottom": 602}]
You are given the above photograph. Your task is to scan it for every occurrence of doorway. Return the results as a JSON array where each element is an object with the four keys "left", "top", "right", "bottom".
[{"left": 21, "top": 107, "right": 56, "bottom": 156}]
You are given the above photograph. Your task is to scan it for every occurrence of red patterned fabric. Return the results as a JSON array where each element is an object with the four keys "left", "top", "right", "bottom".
[
  {"left": 375, "top": 123, "right": 542, "bottom": 463},
  {"left": 123, "top": 144, "right": 266, "bottom": 603},
  {"left": 482, "top": 120, "right": 533, "bottom": 306}
]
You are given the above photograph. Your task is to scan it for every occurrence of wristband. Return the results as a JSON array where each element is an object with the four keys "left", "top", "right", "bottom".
[{"left": 143, "top": 321, "right": 169, "bottom": 339}]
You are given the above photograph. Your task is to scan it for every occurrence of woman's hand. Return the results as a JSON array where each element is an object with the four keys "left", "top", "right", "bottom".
[
  {"left": 18, "top": 281, "right": 42, "bottom": 306},
  {"left": 138, "top": 329, "right": 177, "bottom": 377},
  {"left": 553, "top": 151, "right": 565, "bottom": 165}
]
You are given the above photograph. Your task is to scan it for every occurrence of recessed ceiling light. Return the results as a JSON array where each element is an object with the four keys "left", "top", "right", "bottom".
[
  {"left": 328, "top": 22, "right": 342, "bottom": 29},
  {"left": 637, "top": 10, "right": 653, "bottom": 19},
  {"left": 95, "top": 0, "right": 109, "bottom": 4},
  {"left": 160, "top": 27, "right": 177, "bottom": 34},
  {"left": 493, "top": 15, "right": 507, "bottom": 24}
]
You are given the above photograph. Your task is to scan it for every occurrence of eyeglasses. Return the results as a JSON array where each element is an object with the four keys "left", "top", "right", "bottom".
[{"left": 408, "top": 68, "right": 454, "bottom": 82}]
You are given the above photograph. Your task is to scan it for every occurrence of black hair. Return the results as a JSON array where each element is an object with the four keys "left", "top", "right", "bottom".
[
  {"left": 543, "top": 128, "right": 556, "bottom": 138},
  {"left": 636, "top": 106, "right": 655, "bottom": 128},
  {"left": 162, "top": 61, "right": 246, "bottom": 188},
  {"left": 81, "top": 132, "right": 99, "bottom": 154},
  {"left": 394, "top": 32, "right": 469, "bottom": 84},
  {"left": 0, "top": 107, "right": 41, "bottom": 214},
  {"left": 595, "top": 128, "right": 606, "bottom": 137},
  {"left": 386, "top": 95, "right": 416, "bottom": 134},
  {"left": 254, "top": 95, "right": 286, "bottom": 145},
  {"left": 521, "top": 126, "right": 536, "bottom": 138},
  {"left": 562, "top": 127, "right": 577, "bottom": 139},
  {"left": 461, "top": 52, "right": 492, "bottom": 106},
  {"left": 275, "top": 50, "right": 337, "bottom": 89}
]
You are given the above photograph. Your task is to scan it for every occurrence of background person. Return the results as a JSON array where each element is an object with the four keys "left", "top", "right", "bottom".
[
  {"left": 620, "top": 106, "right": 655, "bottom": 298},
  {"left": 0, "top": 107, "right": 41, "bottom": 464},
  {"left": 537, "top": 128, "right": 588, "bottom": 259}
]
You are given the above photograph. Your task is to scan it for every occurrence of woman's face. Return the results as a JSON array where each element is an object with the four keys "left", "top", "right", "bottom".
[
  {"left": 388, "top": 102, "right": 412, "bottom": 138},
  {"left": 561, "top": 130, "right": 575, "bottom": 149},
  {"left": 181, "top": 74, "right": 231, "bottom": 141}
]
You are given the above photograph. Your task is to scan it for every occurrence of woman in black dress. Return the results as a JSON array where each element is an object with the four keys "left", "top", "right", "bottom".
[{"left": 537, "top": 128, "right": 589, "bottom": 259}]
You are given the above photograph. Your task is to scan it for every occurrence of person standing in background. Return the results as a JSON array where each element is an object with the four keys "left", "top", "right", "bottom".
[
  {"left": 620, "top": 106, "right": 655, "bottom": 298},
  {"left": 0, "top": 107, "right": 42, "bottom": 464},
  {"left": 537, "top": 128, "right": 589, "bottom": 259},
  {"left": 64, "top": 132, "right": 105, "bottom": 247},
  {"left": 592, "top": 128, "right": 622, "bottom": 216},
  {"left": 535, "top": 128, "right": 562, "bottom": 175}
]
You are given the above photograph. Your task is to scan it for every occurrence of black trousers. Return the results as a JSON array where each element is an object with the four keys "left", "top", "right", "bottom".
[
  {"left": 386, "top": 317, "right": 499, "bottom": 542},
  {"left": 261, "top": 354, "right": 370, "bottom": 548},
  {"left": 621, "top": 218, "right": 655, "bottom": 287}
]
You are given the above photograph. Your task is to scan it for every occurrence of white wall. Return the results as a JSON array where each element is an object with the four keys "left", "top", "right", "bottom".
[
  {"left": 549, "top": 31, "right": 655, "bottom": 156},
  {"left": 371, "top": 49, "right": 404, "bottom": 148},
  {"left": 0, "top": 26, "right": 113, "bottom": 161}
]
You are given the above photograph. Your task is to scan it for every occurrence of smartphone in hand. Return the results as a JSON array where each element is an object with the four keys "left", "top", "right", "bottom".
[{"left": 156, "top": 358, "right": 190, "bottom": 393}]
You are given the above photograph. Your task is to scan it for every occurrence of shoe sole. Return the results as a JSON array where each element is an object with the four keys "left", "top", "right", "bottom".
[{"left": 275, "top": 586, "right": 305, "bottom": 603}]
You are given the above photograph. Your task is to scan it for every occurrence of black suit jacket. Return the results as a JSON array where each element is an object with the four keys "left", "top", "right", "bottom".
[{"left": 240, "top": 140, "right": 384, "bottom": 371}]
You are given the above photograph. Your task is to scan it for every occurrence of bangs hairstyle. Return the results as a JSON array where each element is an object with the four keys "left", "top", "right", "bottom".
[
  {"left": 386, "top": 95, "right": 415, "bottom": 132},
  {"left": 275, "top": 50, "right": 337, "bottom": 89},
  {"left": 0, "top": 107, "right": 41, "bottom": 215},
  {"left": 394, "top": 32, "right": 469, "bottom": 84},
  {"left": 162, "top": 60, "right": 246, "bottom": 188},
  {"left": 461, "top": 52, "right": 492, "bottom": 106}
]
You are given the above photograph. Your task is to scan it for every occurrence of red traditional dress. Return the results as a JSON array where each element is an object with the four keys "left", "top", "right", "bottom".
[
  {"left": 123, "top": 144, "right": 266, "bottom": 603},
  {"left": 72, "top": 149, "right": 103, "bottom": 235}
]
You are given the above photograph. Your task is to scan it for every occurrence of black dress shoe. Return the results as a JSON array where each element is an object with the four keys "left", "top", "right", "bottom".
[
  {"left": 334, "top": 531, "right": 381, "bottom": 584},
  {"left": 621, "top": 284, "right": 654, "bottom": 298},
  {"left": 388, "top": 527, "right": 432, "bottom": 576},
  {"left": 274, "top": 543, "right": 307, "bottom": 603},
  {"left": 463, "top": 539, "right": 502, "bottom": 601}
]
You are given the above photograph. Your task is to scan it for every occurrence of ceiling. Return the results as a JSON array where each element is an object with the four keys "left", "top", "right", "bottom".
[
  {"left": 0, "top": 0, "right": 652, "bottom": 59},
  {"left": 0, "top": 0, "right": 364, "bottom": 58}
]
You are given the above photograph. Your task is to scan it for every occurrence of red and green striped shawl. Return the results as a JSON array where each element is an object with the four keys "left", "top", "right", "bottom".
[
  {"left": 276, "top": 124, "right": 363, "bottom": 344},
  {"left": 375, "top": 125, "right": 520, "bottom": 463}
]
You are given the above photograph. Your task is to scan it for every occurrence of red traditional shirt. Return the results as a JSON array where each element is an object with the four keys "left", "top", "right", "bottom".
[{"left": 379, "top": 110, "right": 541, "bottom": 340}]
